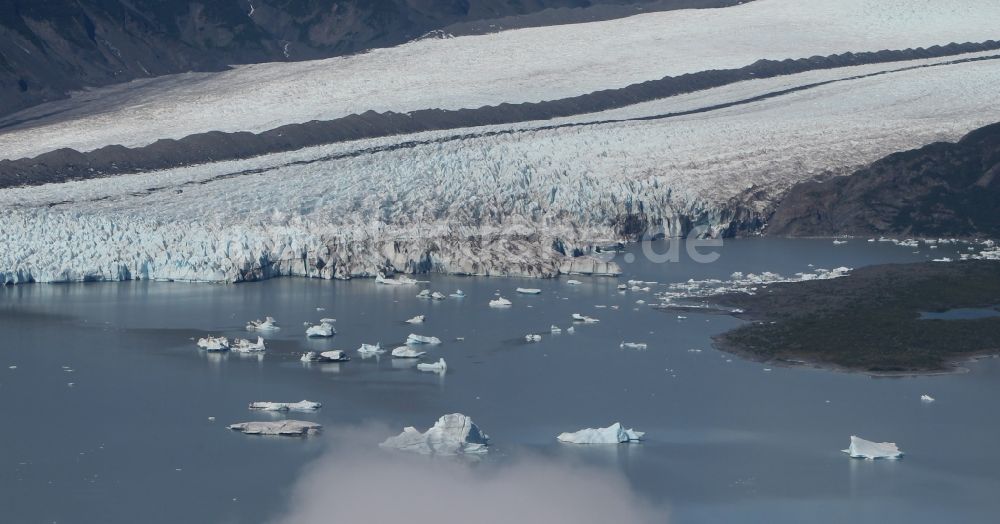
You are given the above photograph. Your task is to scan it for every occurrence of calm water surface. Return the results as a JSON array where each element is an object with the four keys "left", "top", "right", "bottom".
[{"left": 2, "top": 239, "right": 998, "bottom": 523}]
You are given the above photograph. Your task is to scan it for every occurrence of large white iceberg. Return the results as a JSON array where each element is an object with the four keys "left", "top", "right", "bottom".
[
  {"left": 249, "top": 400, "right": 322, "bottom": 412},
  {"left": 842, "top": 435, "right": 903, "bottom": 460},
  {"left": 406, "top": 333, "right": 441, "bottom": 345},
  {"left": 306, "top": 322, "right": 336, "bottom": 338},
  {"left": 246, "top": 317, "right": 279, "bottom": 332},
  {"left": 416, "top": 358, "right": 447, "bottom": 373},
  {"left": 232, "top": 336, "right": 266, "bottom": 353},
  {"left": 197, "top": 335, "right": 229, "bottom": 351},
  {"left": 228, "top": 420, "right": 322, "bottom": 436},
  {"left": 380, "top": 413, "right": 489, "bottom": 455},
  {"left": 557, "top": 422, "right": 644, "bottom": 444}
]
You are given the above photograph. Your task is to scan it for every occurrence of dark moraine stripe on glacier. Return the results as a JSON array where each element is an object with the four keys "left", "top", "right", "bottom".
[{"left": 1, "top": 41, "right": 999, "bottom": 189}]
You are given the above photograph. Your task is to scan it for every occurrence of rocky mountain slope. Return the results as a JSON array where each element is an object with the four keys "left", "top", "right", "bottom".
[
  {"left": 0, "top": 0, "right": 734, "bottom": 117},
  {"left": 768, "top": 122, "right": 1000, "bottom": 238}
]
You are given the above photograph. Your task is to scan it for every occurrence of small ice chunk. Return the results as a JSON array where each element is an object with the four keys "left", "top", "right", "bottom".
[
  {"left": 305, "top": 322, "right": 336, "bottom": 338},
  {"left": 231, "top": 336, "right": 266, "bottom": 353},
  {"left": 405, "top": 315, "right": 425, "bottom": 324},
  {"left": 249, "top": 400, "right": 322, "bottom": 412},
  {"left": 8, "top": 365, "right": 15, "bottom": 369},
  {"left": 358, "top": 343, "right": 384, "bottom": 356},
  {"left": 417, "top": 358, "right": 447, "bottom": 373},
  {"left": 246, "top": 317, "right": 279, "bottom": 332},
  {"left": 842, "top": 435, "right": 903, "bottom": 460},
  {"left": 617, "top": 284, "right": 628, "bottom": 290},
  {"left": 620, "top": 342, "right": 647, "bottom": 350},
  {"left": 406, "top": 333, "right": 441, "bottom": 345},
  {"left": 489, "top": 297, "right": 512, "bottom": 308},
  {"left": 525, "top": 334, "right": 542, "bottom": 342},
  {"left": 920, "top": 394, "right": 935, "bottom": 403},
  {"left": 431, "top": 291, "right": 447, "bottom": 300},
  {"left": 319, "top": 350, "right": 350, "bottom": 362},
  {"left": 450, "top": 290, "right": 466, "bottom": 298},
  {"left": 550, "top": 325, "right": 562, "bottom": 334},
  {"left": 197, "top": 336, "right": 229, "bottom": 351},
  {"left": 376, "top": 273, "right": 419, "bottom": 286},
  {"left": 380, "top": 413, "right": 489, "bottom": 455},
  {"left": 571, "top": 313, "right": 599, "bottom": 323},
  {"left": 833, "top": 240, "right": 848, "bottom": 245},
  {"left": 392, "top": 346, "right": 426, "bottom": 358},
  {"left": 319, "top": 318, "right": 336, "bottom": 324},
  {"left": 516, "top": 288, "right": 542, "bottom": 294},
  {"left": 567, "top": 326, "right": 576, "bottom": 334},
  {"left": 557, "top": 422, "right": 644, "bottom": 444},
  {"left": 566, "top": 279, "right": 583, "bottom": 285},
  {"left": 228, "top": 420, "right": 322, "bottom": 436}
]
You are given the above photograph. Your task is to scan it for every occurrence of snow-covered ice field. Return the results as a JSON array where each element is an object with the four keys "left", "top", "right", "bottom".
[
  {"left": 3, "top": 53, "right": 998, "bottom": 284},
  {"left": 1, "top": 0, "right": 998, "bottom": 160}
]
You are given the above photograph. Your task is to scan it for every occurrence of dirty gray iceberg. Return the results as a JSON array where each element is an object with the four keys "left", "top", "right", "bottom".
[{"left": 380, "top": 413, "right": 489, "bottom": 455}]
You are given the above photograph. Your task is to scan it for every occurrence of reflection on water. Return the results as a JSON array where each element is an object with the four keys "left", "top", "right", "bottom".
[{"left": 1, "top": 239, "right": 999, "bottom": 524}]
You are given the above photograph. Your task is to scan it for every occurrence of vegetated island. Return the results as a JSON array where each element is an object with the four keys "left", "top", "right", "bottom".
[{"left": 707, "top": 260, "right": 1000, "bottom": 374}]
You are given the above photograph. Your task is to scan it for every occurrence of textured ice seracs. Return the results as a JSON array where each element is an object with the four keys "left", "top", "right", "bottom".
[
  {"left": 4, "top": 0, "right": 1000, "bottom": 159},
  {"left": 228, "top": 420, "right": 322, "bottom": 436},
  {"left": 2, "top": 56, "right": 999, "bottom": 284},
  {"left": 379, "top": 413, "right": 489, "bottom": 455},
  {"left": 557, "top": 423, "right": 645, "bottom": 444},
  {"left": 249, "top": 400, "right": 322, "bottom": 412},
  {"left": 843, "top": 435, "right": 903, "bottom": 459}
]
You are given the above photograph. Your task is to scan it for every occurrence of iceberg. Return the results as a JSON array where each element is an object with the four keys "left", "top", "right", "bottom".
[
  {"left": 319, "top": 350, "right": 351, "bottom": 362},
  {"left": 566, "top": 279, "right": 583, "bottom": 285},
  {"left": 489, "top": 297, "right": 512, "bottom": 308},
  {"left": 392, "top": 346, "right": 426, "bottom": 358},
  {"left": 617, "top": 284, "right": 628, "bottom": 290},
  {"left": 319, "top": 317, "right": 337, "bottom": 324},
  {"left": 249, "top": 400, "right": 322, "bottom": 412},
  {"left": 431, "top": 291, "right": 447, "bottom": 300},
  {"left": 197, "top": 335, "right": 229, "bottom": 351},
  {"left": 557, "top": 422, "right": 644, "bottom": 444},
  {"left": 406, "top": 333, "right": 442, "bottom": 345},
  {"left": 416, "top": 289, "right": 432, "bottom": 299},
  {"left": 842, "top": 435, "right": 903, "bottom": 460},
  {"left": 516, "top": 288, "right": 542, "bottom": 294},
  {"left": 920, "top": 394, "right": 935, "bottom": 403},
  {"left": 379, "top": 413, "right": 489, "bottom": 455},
  {"left": 833, "top": 239, "right": 848, "bottom": 245},
  {"left": 550, "top": 325, "right": 562, "bottom": 334},
  {"left": 246, "top": 316, "right": 279, "bottom": 332},
  {"left": 572, "top": 313, "right": 599, "bottom": 323},
  {"left": 450, "top": 290, "right": 466, "bottom": 298},
  {"left": 231, "top": 336, "right": 266, "bottom": 353},
  {"left": 620, "top": 342, "right": 648, "bottom": 350},
  {"left": 416, "top": 358, "right": 447, "bottom": 373},
  {"left": 567, "top": 326, "right": 576, "bottom": 334},
  {"left": 228, "top": 420, "right": 322, "bottom": 436},
  {"left": 376, "top": 273, "right": 418, "bottom": 286},
  {"left": 405, "top": 315, "right": 425, "bottom": 324},
  {"left": 358, "top": 343, "right": 385, "bottom": 356},
  {"left": 306, "top": 322, "right": 336, "bottom": 338},
  {"left": 525, "top": 334, "right": 542, "bottom": 342}
]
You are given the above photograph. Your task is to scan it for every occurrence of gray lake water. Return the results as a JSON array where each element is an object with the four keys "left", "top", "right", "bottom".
[{"left": 2, "top": 239, "right": 998, "bottom": 524}]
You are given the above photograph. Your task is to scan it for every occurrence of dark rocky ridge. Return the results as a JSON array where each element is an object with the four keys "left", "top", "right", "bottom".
[
  {"left": 768, "top": 120, "right": 1000, "bottom": 238},
  {"left": 2, "top": 40, "right": 997, "bottom": 189},
  {"left": 710, "top": 260, "right": 1000, "bottom": 373},
  {"left": 0, "top": 0, "right": 742, "bottom": 117}
]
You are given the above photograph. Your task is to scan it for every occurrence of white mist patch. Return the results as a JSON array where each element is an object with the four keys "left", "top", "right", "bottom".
[{"left": 272, "top": 426, "right": 667, "bottom": 524}]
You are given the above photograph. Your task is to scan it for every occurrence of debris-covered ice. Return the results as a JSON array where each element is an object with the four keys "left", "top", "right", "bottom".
[
  {"left": 379, "top": 413, "right": 489, "bottom": 455},
  {"left": 228, "top": 420, "right": 322, "bottom": 436},
  {"left": 249, "top": 400, "right": 322, "bottom": 412},
  {"left": 557, "top": 422, "right": 644, "bottom": 444},
  {"left": 842, "top": 435, "right": 903, "bottom": 459}
]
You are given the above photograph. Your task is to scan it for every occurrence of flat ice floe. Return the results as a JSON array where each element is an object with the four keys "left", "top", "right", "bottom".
[
  {"left": 842, "top": 435, "right": 903, "bottom": 460},
  {"left": 249, "top": 400, "right": 322, "bottom": 412},
  {"left": 380, "top": 413, "right": 489, "bottom": 455},
  {"left": 3, "top": 0, "right": 999, "bottom": 159},
  {"left": 228, "top": 420, "right": 322, "bottom": 436},
  {"left": 406, "top": 334, "right": 441, "bottom": 345},
  {"left": 557, "top": 422, "right": 645, "bottom": 444}
]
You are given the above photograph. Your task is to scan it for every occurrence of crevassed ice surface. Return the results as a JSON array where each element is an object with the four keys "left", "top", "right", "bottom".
[
  {"left": 2, "top": 0, "right": 1000, "bottom": 159},
  {"left": 3, "top": 58, "right": 998, "bottom": 284}
]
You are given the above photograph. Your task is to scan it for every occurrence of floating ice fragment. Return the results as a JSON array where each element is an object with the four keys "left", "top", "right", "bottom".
[
  {"left": 231, "top": 336, "right": 266, "bottom": 353},
  {"left": 833, "top": 240, "right": 848, "bottom": 245},
  {"left": 305, "top": 322, "right": 336, "bottom": 338},
  {"left": 392, "top": 346, "right": 426, "bottom": 358},
  {"left": 249, "top": 400, "right": 322, "bottom": 412},
  {"left": 406, "top": 333, "right": 441, "bottom": 345},
  {"left": 376, "top": 274, "right": 418, "bottom": 286},
  {"left": 197, "top": 336, "right": 229, "bottom": 351},
  {"left": 246, "top": 317, "right": 279, "bottom": 332},
  {"left": 489, "top": 297, "right": 512, "bottom": 308},
  {"left": 319, "top": 350, "right": 351, "bottom": 362},
  {"left": 417, "top": 358, "right": 447, "bottom": 373},
  {"left": 405, "top": 315, "right": 425, "bottom": 324},
  {"left": 450, "top": 290, "right": 465, "bottom": 298},
  {"left": 567, "top": 326, "right": 575, "bottom": 334},
  {"left": 550, "top": 325, "right": 562, "bottom": 334},
  {"left": 571, "top": 313, "right": 599, "bottom": 323},
  {"left": 525, "top": 334, "right": 542, "bottom": 342},
  {"left": 319, "top": 318, "right": 336, "bottom": 324},
  {"left": 416, "top": 289, "right": 432, "bottom": 299},
  {"left": 566, "top": 280, "right": 582, "bottom": 285},
  {"left": 228, "top": 421, "right": 322, "bottom": 436},
  {"left": 358, "top": 343, "right": 384, "bottom": 356},
  {"left": 920, "top": 394, "right": 935, "bottom": 403},
  {"left": 516, "top": 288, "right": 542, "bottom": 294},
  {"left": 431, "top": 291, "right": 447, "bottom": 300},
  {"left": 843, "top": 436, "right": 902, "bottom": 459},
  {"left": 380, "top": 413, "right": 488, "bottom": 455},
  {"left": 557, "top": 422, "right": 644, "bottom": 444},
  {"left": 620, "top": 342, "right": 647, "bottom": 350}
]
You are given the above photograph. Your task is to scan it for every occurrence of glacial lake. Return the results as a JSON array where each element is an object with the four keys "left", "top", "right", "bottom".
[{"left": 2, "top": 238, "right": 998, "bottom": 524}]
